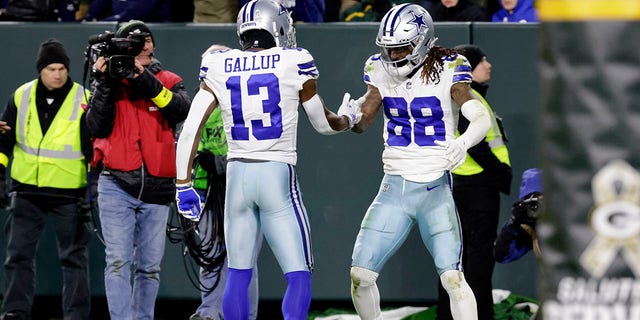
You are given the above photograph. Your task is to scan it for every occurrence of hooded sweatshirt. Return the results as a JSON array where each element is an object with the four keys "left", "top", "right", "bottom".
[{"left": 492, "top": 0, "right": 538, "bottom": 22}]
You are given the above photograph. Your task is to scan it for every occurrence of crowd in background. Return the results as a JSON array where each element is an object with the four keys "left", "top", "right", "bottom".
[{"left": 0, "top": 0, "right": 538, "bottom": 23}]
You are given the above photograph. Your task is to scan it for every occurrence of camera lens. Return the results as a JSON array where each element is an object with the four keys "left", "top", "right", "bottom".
[{"left": 108, "top": 55, "right": 135, "bottom": 79}]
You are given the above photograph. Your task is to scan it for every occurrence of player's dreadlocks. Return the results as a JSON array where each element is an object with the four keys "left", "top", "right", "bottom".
[{"left": 420, "top": 46, "right": 462, "bottom": 85}]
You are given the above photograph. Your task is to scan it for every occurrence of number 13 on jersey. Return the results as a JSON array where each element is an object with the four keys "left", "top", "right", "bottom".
[{"left": 226, "top": 73, "right": 283, "bottom": 141}]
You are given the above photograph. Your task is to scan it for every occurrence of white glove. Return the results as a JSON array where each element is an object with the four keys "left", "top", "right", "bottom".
[
  {"left": 176, "top": 185, "right": 203, "bottom": 221},
  {"left": 337, "top": 92, "right": 364, "bottom": 130},
  {"left": 435, "top": 139, "right": 467, "bottom": 171}
]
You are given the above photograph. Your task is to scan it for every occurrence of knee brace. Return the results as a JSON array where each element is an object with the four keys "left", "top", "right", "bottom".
[{"left": 350, "top": 266, "right": 379, "bottom": 288}]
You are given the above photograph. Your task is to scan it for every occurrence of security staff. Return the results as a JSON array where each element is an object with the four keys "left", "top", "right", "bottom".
[
  {"left": 437, "top": 44, "right": 512, "bottom": 320},
  {"left": 0, "top": 38, "right": 92, "bottom": 320}
]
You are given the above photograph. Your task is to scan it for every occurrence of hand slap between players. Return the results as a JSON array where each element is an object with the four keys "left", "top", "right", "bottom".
[{"left": 338, "top": 92, "right": 364, "bottom": 130}]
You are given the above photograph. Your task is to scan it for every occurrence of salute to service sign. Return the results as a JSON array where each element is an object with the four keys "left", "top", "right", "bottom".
[{"left": 538, "top": 1, "right": 640, "bottom": 319}]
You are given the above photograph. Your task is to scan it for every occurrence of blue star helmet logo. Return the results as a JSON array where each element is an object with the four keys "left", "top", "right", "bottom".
[
  {"left": 408, "top": 11, "right": 427, "bottom": 33},
  {"left": 278, "top": 3, "right": 287, "bottom": 15}
]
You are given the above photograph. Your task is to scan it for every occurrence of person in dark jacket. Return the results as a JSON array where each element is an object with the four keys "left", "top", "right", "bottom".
[
  {"left": 428, "top": 0, "right": 490, "bottom": 21},
  {"left": 436, "top": 44, "right": 512, "bottom": 320},
  {"left": 0, "top": 38, "right": 92, "bottom": 320},
  {"left": 85, "top": 20, "right": 190, "bottom": 320},
  {"left": 494, "top": 168, "right": 543, "bottom": 263}
]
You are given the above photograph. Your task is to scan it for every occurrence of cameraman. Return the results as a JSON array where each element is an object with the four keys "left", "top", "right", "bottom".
[
  {"left": 494, "top": 168, "right": 544, "bottom": 263},
  {"left": 85, "top": 20, "right": 190, "bottom": 319}
]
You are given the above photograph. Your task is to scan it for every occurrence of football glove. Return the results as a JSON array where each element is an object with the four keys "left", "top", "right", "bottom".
[
  {"left": 337, "top": 93, "right": 363, "bottom": 130},
  {"left": 435, "top": 139, "right": 467, "bottom": 171},
  {"left": 176, "top": 185, "right": 203, "bottom": 221}
]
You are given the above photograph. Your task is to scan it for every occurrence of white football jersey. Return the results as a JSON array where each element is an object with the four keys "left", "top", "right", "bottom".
[
  {"left": 363, "top": 53, "right": 473, "bottom": 183},
  {"left": 199, "top": 47, "right": 319, "bottom": 165}
]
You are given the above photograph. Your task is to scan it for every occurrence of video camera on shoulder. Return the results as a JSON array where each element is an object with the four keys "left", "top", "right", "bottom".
[{"left": 86, "top": 31, "right": 146, "bottom": 79}]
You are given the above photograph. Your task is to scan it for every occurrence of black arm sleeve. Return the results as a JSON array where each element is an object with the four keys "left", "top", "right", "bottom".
[
  {"left": 128, "top": 69, "right": 191, "bottom": 128},
  {"left": 128, "top": 68, "right": 163, "bottom": 98},
  {"left": 80, "top": 113, "right": 92, "bottom": 164},
  {"left": 158, "top": 80, "right": 191, "bottom": 128},
  {"left": 0, "top": 95, "right": 18, "bottom": 158},
  {"left": 85, "top": 75, "right": 118, "bottom": 138}
]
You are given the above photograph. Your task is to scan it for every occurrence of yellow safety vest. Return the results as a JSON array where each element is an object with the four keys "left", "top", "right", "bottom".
[
  {"left": 11, "top": 80, "right": 88, "bottom": 189},
  {"left": 453, "top": 89, "right": 511, "bottom": 175}
]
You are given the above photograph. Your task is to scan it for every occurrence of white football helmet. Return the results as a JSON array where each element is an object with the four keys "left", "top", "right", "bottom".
[
  {"left": 376, "top": 4, "right": 437, "bottom": 78},
  {"left": 237, "top": 0, "right": 297, "bottom": 48}
]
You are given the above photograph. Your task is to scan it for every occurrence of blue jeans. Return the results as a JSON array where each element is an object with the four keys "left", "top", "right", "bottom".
[{"left": 98, "top": 174, "right": 169, "bottom": 320}]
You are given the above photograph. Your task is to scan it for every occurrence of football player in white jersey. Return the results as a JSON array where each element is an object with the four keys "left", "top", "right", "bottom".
[
  {"left": 174, "top": 0, "right": 361, "bottom": 319},
  {"left": 347, "top": 4, "right": 490, "bottom": 320}
]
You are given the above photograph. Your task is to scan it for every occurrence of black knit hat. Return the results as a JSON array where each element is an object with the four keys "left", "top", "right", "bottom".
[
  {"left": 36, "top": 38, "right": 70, "bottom": 72},
  {"left": 116, "top": 20, "right": 154, "bottom": 45},
  {"left": 454, "top": 44, "right": 486, "bottom": 71}
]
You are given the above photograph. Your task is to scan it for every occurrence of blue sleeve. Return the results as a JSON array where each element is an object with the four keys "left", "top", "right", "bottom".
[
  {"left": 494, "top": 223, "right": 533, "bottom": 263},
  {"left": 499, "top": 240, "right": 532, "bottom": 263}
]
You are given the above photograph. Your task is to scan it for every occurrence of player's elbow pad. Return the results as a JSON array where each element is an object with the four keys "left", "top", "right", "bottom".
[
  {"left": 459, "top": 99, "right": 490, "bottom": 147},
  {"left": 302, "top": 94, "right": 340, "bottom": 135}
]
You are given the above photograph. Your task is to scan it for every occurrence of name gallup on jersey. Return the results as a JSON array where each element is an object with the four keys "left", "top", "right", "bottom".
[{"left": 224, "top": 54, "right": 281, "bottom": 73}]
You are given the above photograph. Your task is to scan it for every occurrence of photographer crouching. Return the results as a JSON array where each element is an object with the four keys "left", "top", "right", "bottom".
[
  {"left": 493, "top": 168, "right": 544, "bottom": 263},
  {"left": 85, "top": 20, "right": 191, "bottom": 319}
]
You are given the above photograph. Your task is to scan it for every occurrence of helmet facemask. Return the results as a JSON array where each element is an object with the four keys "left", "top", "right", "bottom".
[
  {"left": 272, "top": 14, "right": 296, "bottom": 48},
  {"left": 237, "top": 0, "right": 297, "bottom": 49},
  {"left": 378, "top": 33, "right": 430, "bottom": 78}
]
